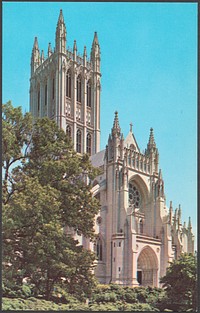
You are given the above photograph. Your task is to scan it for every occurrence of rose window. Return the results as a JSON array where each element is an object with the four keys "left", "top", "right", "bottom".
[{"left": 129, "top": 183, "right": 141, "bottom": 207}]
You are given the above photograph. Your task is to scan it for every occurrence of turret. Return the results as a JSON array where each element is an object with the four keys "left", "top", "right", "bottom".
[
  {"left": 145, "top": 128, "right": 159, "bottom": 174},
  {"left": 48, "top": 42, "right": 52, "bottom": 57},
  {"left": 112, "top": 111, "right": 121, "bottom": 137},
  {"left": 108, "top": 112, "right": 122, "bottom": 162},
  {"left": 146, "top": 128, "right": 156, "bottom": 154},
  {"left": 90, "top": 31, "right": 101, "bottom": 72},
  {"left": 41, "top": 50, "right": 44, "bottom": 63},
  {"left": 73, "top": 40, "right": 77, "bottom": 61},
  {"left": 55, "top": 9, "right": 67, "bottom": 53},
  {"left": 31, "top": 37, "right": 41, "bottom": 75},
  {"left": 83, "top": 46, "right": 87, "bottom": 67},
  {"left": 178, "top": 204, "right": 182, "bottom": 224},
  {"left": 156, "top": 169, "right": 164, "bottom": 198},
  {"left": 188, "top": 216, "right": 192, "bottom": 232}
]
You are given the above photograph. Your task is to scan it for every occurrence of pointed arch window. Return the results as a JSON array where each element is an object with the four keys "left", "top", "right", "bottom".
[
  {"left": 66, "top": 125, "right": 71, "bottom": 139},
  {"left": 45, "top": 83, "right": 47, "bottom": 106},
  {"left": 76, "top": 129, "right": 82, "bottom": 153},
  {"left": 66, "top": 70, "right": 71, "bottom": 98},
  {"left": 86, "top": 133, "right": 92, "bottom": 155},
  {"left": 96, "top": 237, "right": 103, "bottom": 261},
  {"left": 76, "top": 75, "right": 82, "bottom": 103},
  {"left": 87, "top": 80, "right": 92, "bottom": 107}
]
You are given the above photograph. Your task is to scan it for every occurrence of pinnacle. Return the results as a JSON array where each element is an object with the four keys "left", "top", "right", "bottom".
[
  {"left": 73, "top": 40, "right": 77, "bottom": 51},
  {"left": 33, "top": 37, "right": 39, "bottom": 49},
  {"left": 84, "top": 46, "right": 87, "bottom": 56},
  {"left": 92, "top": 31, "right": 99, "bottom": 49},
  {"left": 58, "top": 9, "right": 64, "bottom": 23},
  {"left": 112, "top": 111, "right": 121, "bottom": 136}
]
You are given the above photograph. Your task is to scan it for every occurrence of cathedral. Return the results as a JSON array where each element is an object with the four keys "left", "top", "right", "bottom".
[{"left": 30, "top": 10, "right": 194, "bottom": 287}]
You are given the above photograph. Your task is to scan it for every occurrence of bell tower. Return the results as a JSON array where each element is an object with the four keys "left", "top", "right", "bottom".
[{"left": 29, "top": 9, "right": 101, "bottom": 155}]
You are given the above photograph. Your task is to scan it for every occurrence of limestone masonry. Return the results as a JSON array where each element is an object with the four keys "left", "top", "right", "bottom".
[{"left": 30, "top": 10, "right": 194, "bottom": 287}]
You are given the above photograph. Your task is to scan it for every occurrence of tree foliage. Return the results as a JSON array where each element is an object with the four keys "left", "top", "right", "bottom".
[
  {"left": 2, "top": 101, "right": 100, "bottom": 300},
  {"left": 160, "top": 253, "right": 197, "bottom": 312}
]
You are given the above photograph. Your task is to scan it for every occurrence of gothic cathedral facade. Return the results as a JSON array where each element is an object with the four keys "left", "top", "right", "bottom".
[{"left": 29, "top": 10, "right": 194, "bottom": 287}]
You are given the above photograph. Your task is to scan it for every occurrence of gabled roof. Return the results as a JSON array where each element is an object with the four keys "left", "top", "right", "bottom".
[
  {"left": 124, "top": 131, "right": 140, "bottom": 152},
  {"left": 90, "top": 149, "right": 105, "bottom": 168}
]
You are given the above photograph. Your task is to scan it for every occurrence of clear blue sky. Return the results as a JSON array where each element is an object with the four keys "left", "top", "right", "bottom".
[{"left": 3, "top": 2, "right": 197, "bottom": 248}]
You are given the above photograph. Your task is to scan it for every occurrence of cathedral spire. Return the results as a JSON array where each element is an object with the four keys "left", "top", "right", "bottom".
[
  {"left": 58, "top": 8, "right": 64, "bottom": 23},
  {"left": 145, "top": 128, "right": 157, "bottom": 155},
  {"left": 148, "top": 128, "right": 156, "bottom": 149},
  {"left": 92, "top": 31, "right": 99, "bottom": 47},
  {"left": 33, "top": 36, "right": 39, "bottom": 50},
  {"left": 90, "top": 31, "right": 101, "bottom": 71},
  {"left": 55, "top": 9, "right": 67, "bottom": 53},
  {"left": 112, "top": 111, "right": 121, "bottom": 137},
  {"left": 31, "top": 36, "right": 40, "bottom": 74},
  {"left": 145, "top": 127, "right": 159, "bottom": 173}
]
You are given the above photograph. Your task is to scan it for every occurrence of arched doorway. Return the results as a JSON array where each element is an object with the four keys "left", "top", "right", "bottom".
[{"left": 137, "top": 246, "right": 158, "bottom": 287}]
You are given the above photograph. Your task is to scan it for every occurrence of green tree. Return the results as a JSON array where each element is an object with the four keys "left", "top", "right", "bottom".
[
  {"left": 160, "top": 253, "right": 197, "bottom": 312},
  {"left": 2, "top": 102, "right": 100, "bottom": 300}
]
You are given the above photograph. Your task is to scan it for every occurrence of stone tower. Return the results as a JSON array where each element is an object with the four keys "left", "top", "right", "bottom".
[{"left": 30, "top": 9, "right": 101, "bottom": 155}]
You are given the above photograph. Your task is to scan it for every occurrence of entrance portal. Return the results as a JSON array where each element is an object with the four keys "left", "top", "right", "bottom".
[{"left": 137, "top": 246, "right": 158, "bottom": 287}]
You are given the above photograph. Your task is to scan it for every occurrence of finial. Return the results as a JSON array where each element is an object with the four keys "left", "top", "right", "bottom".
[
  {"left": 48, "top": 42, "right": 52, "bottom": 56},
  {"left": 83, "top": 46, "right": 87, "bottom": 56},
  {"left": 73, "top": 40, "right": 77, "bottom": 51},
  {"left": 33, "top": 37, "right": 39, "bottom": 50},
  {"left": 112, "top": 111, "right": 121, "bottom": 136},
  {"left": 146, "top": 127, "right": 156, "bottom": 153},
  {"left": 130, "top": 122, "right": 133, "bottom": 132},
  {"left": 41, "top": 50, "right": 44, "bottom": 62},
  {"left": 92, "top": 31, "right": 99, "bottom": 49},
  {"left": 188, "top": 216, "right": 192, "bottom": 229},
  {"left": 58, "top": 9, "right": 64, "bottom": 23},
  {"left": 170, "top": 201, "right": 173, "bottom": 209}
]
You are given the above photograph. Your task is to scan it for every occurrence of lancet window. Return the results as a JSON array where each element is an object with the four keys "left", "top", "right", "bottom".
[
  {"left": 45, "top": 83, "right": 47, "bottom": 106},
  {"left": 87, "top": 80, "right": 92, "bottom": 107},
  {"left": 86, "top": 133, "right": 92, "bottom": 155},
  {"left": 76, "top": 75, "right": 82, "bottom": 103},
  {"left": 66, "top": 70, "right": 71, "bottom": 98},
  {"left": 76, "top": 129, "right": 82, "bottom": 153}
]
